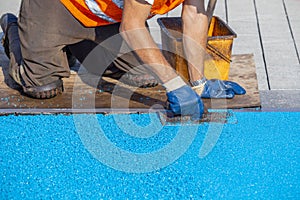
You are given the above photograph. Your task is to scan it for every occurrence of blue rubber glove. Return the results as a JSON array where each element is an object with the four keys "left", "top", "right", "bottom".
[
  {"left": 166, "top": 85, "right": 204, "bottom": 120},
  {"left": 201, "top": 79, "right": 246, "bottom": 99}
]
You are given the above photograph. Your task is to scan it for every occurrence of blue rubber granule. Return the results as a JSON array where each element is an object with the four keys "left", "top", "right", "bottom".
[{"left": 0, "top": 112, "right": 299, "bottom": 199}]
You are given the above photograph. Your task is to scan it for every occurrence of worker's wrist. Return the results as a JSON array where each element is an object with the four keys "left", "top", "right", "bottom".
[
  {"left": 163, "top": 76, "right": 186, "bottom": 92},
  {"left": 190, "top": 77, "right": 207, "bottom": 95},
  {"left": 190, "top": 76, "right": 207, "bottom": 87}
]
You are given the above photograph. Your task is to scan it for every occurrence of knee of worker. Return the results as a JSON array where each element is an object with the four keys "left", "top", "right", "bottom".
[{"left": 20, "top": 48, "right": 70, "bottom": 87}]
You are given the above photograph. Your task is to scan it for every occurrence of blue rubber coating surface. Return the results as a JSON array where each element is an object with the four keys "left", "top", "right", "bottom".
[{"left": 0, "top": 112, "right": 299, "bottom": 199}]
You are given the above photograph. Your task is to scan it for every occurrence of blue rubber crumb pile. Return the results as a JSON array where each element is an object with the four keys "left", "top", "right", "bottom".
[{"left": 0, "top": 112, "right": 299, "bottom": 199}]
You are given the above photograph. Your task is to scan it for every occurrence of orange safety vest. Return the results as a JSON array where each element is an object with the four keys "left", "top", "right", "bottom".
[{"left": 61, "top": 0, "right": 184, "bottom": 27}]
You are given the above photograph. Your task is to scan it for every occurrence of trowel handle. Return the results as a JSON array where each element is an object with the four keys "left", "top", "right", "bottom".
[{"left": 207, "top": 0, "right": 217, "bottom": 26}]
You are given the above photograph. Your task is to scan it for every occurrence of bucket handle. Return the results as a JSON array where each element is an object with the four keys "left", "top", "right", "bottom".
[{"left": 207, "top": 0, "right": 218, "bottom": 26}]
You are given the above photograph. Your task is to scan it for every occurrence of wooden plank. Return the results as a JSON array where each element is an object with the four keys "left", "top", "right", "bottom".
[
  {"left": 286, "top": 0, "right": 300, "bottom": 88},
  {"left": 227, "top": 0, "right": 269, "bottom": 90},
  {"left": 255, "top": 0, "right": 300, "bottom": 89},
  {"left": 284, "top": 0, "right": 300, "bottom": 64},
  {"left": 0, "top": 54, "right": 260, "bottom": 115}
]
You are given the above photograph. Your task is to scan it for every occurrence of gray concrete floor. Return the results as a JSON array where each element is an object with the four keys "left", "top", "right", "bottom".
[
  {"left": 0, "top": 0, "right": 21, "bottom": 16},
  {"left": 0, "top": 0, "right": 299, "bottom": 109}
]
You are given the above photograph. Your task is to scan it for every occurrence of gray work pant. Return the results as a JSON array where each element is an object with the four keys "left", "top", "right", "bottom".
[{"left": 13, "top": 0, "right": 147, "bottom": 87}]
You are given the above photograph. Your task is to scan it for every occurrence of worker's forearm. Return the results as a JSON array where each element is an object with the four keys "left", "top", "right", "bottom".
[
  {"left": 182, "top": 0, "right": 208, "bottom": 82},
  {"left": 120, "top": 25, "right": 178, "bottom": 84}
]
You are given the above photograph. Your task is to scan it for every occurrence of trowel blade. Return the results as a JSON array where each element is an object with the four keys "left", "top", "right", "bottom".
[{"left": 158, "top": 110, "right": 237, "bottom": 126}]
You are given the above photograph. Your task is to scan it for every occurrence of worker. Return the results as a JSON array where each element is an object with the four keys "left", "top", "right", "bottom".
[{"left": 1, "top": 0, "right": 245, "bottom": 120}]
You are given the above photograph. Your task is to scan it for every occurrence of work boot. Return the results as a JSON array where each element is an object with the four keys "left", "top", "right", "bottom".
[
  {"left": 1, "top": 13, "right": 64, "bottom": 99},
  {"left": 1, "top": 13, "right": 18, "bottom": 59},
  {"left": 1, "top": 13, "right": 24, "bottom": 85},
  {"left": 102, "top": 63, "right": 158, "bottom": 88}
]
